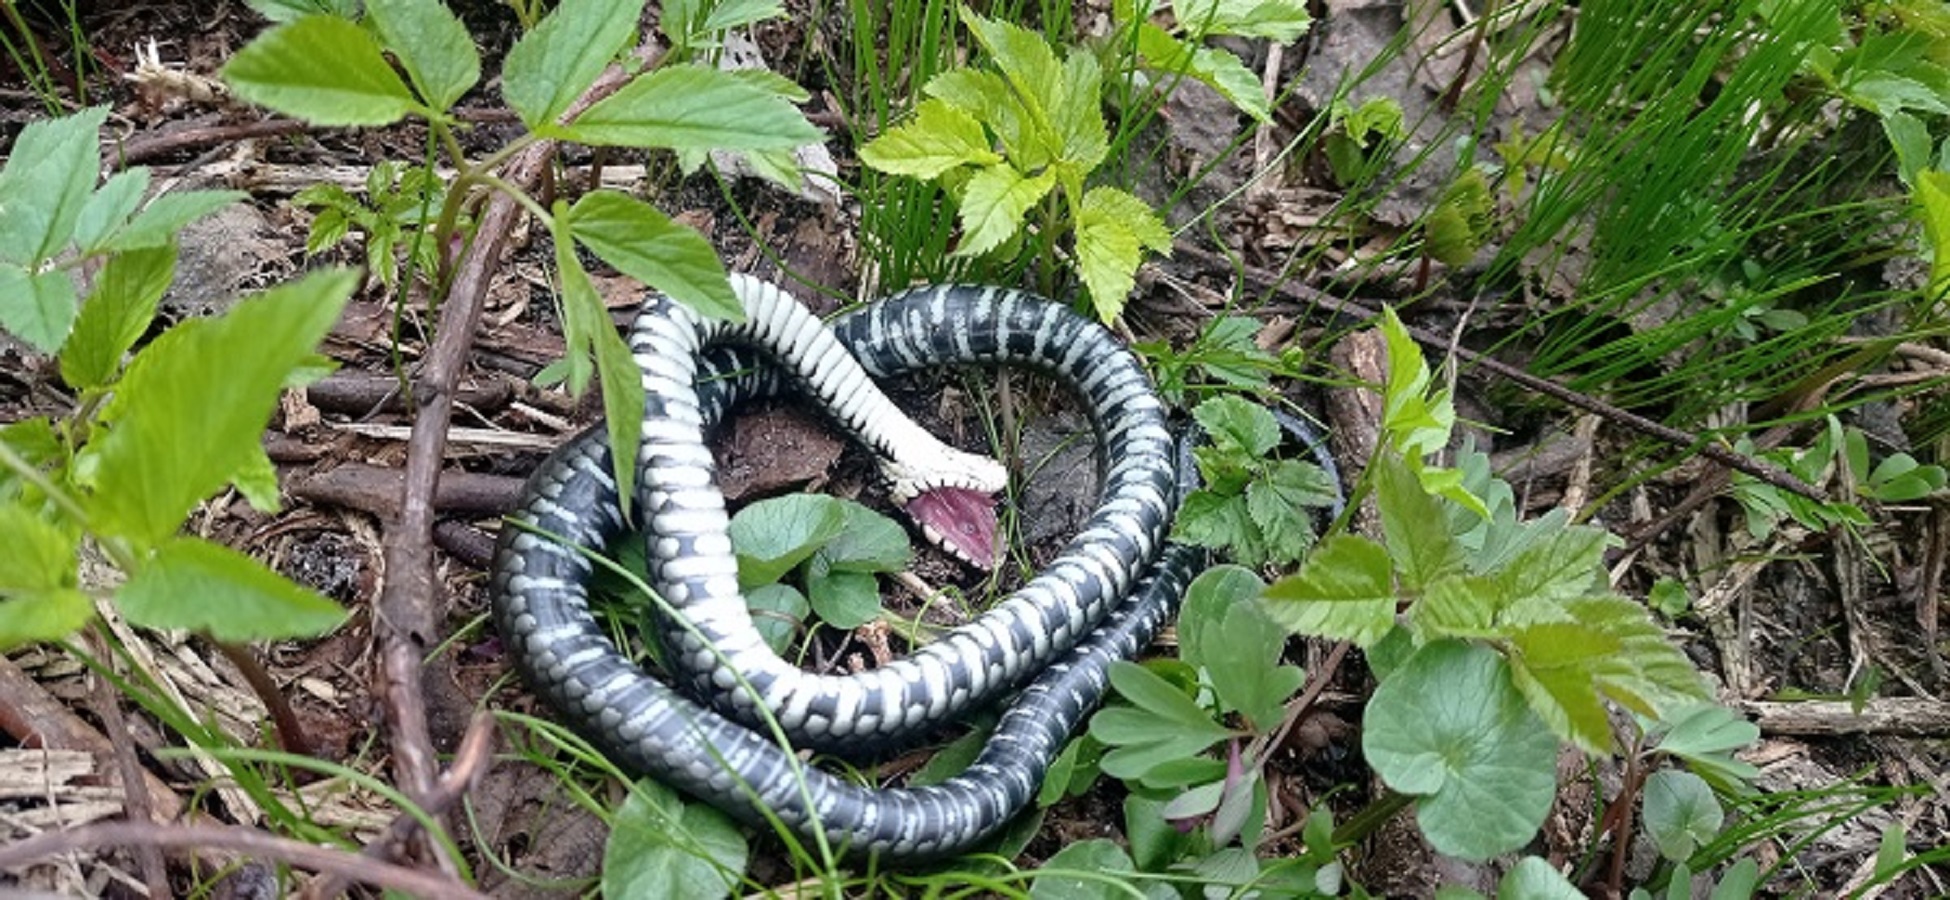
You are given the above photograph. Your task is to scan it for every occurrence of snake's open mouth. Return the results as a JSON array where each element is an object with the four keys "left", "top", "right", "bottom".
[{"left": 906, "top": 486, "right": 999, "bottom": 570}]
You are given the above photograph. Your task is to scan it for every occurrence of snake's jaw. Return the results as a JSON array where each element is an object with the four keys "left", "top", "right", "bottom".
[{"left": 906, "top": 486, "right": 1000, "bottom": 569}]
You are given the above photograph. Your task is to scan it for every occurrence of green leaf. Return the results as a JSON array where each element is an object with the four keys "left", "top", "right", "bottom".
[
  {"left": 1124, "top": 793, "right": 1195, "bottom": 871},
  {"left": 910, "top": 721, "right": 988, "bottom": 786},
  {"left": 1052, "top": 49, "right": 1108, "bottom": 170},
  {"left": 86, "top": 270, "right": 356, "bottom": 545},
  {"left": 502, "top": 0, "right": 644, "bottom": 129},
  {"left": 1376, "top": 306, "right": 1453, "bottom": 458},
  {"left": 1260, "top": 534, "right": 1397, "bottom": 646},
  {"left": 117, "top": 537, "right": 348, "bottom": 640},
  {"left": 0, "top": 106, "right": 107, "bottom": 265},
  {"left": 367, "top": 0, "right": 482, "bottom": 111},
  {"left": 925, "top": 69, "right": 1032, "bottom": 165},
  {"left": 602, "top": 779, "right": 748, "bottom": 900},
  {"left": 959, "top": 9, "right": 1063, "bottom": 141},
  {"left": 1181, "top": 566, "right": 1303, "bottom": 730},
  {"left": 61, "top": 245, "right": 176, "bottom": 391},
  {"left": 729, "top": 494, "right": 848, "bottom": 587},
  {"left": 806, "top": 568, "right": 882, "bottom": 629},
  {"left": 745, "top": 582, "right": 807, "bottom": 652},
  {"left": 246, "top": 0, "right": 361, "bottom": 21},
  {"left": 1091, "top": 661, "right": 1233, "bottom": 779},
  {"left": 1362, "top": 641, "right": 1557, "bottom": 861},
  {"left": 104, "top": 190, "right": 248, "bottom": 253},
  {"left": 1564, "top": 595, "right": 1712, "bottom": 717},
  {"left": 858, "top": 98, "right": 1001, "bottom": 178},
  {"left": 1174, "top": 0, "right": 1312, "bottom": 40},
  {"left": 1030, "top": 839, "right": 1134, "bottom": 900},
  {"left": 551, "top": 230, "right": 643, "bottom": 518},
  {"left": 0, "top": 266, "right": 78, "bottom": 353},
  {"left": 0, "top": 589, "right": 95, "bottom": 649},
  {"left": 1075, "top": 186, "right": 1169, "bottom": 322},
  {"left": 221, "top": 16, "right": 422, "bottom": 125},
  {"left": 1409, "top": 574, "right": 1502, "bottom": 639},
  {"left": 1641, "top": 770, "right": 1722, "bottom": 861},
  {"left": 954, "top": 163, "right": 1054, "bottom": 258},
  {"left": 1245, "top": 461, "right": 1334, "bottom": 564},
  {"left": 1495, "top": 523, "right": 1609, "bottom": 608},
  {"left": 1375, "top": 452, "right": 1466, "bottom": 589},
  {"left": 1426, "top": 168, "right": 1493, "bottom": 266},
  {"left": 1133, "top": 23, "right": 1269, "bottom": 122},
  {"left": 818, "top": 502, "right": 911, "bottom": 572},
  {"left": 1506, "top": 621, "right": 1623, "bottom": 754},
  {"left": 1496, "top": 857, "right": 1585, "bottom": 900},
  {"left": 1847, "top": 72, "right": 1950, "bottom": 117},
  {"left": 0, "top": 502, "right": 78, "bottom": 594},
  {"left": 566, "top": 191, "right": 740, "bottom": 321},
  {"left": 74, "top": 169, "right": 151, "bottom": 254},
  {"left": 558, "top": 64, "right": 823, "bottom": 153},
  {"left": 1193, "top": 394, "right": 1279, "bottom": 456},
  {"left": 1173, "top": 490, "right": 1263, "bottom": 565},
  {"left": 701, "top": 0, "right": 786, "bottom": 32},
  {"left": 1710, "top": 859, "right": 1761, "bottom": 900}
]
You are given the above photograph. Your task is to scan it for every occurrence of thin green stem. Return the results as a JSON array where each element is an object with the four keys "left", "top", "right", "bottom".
[{"left": 1330, "top": 788, "right": 1416, "bottom": 846}]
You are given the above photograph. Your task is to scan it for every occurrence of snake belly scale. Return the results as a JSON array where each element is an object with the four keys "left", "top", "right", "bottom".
[{"left": 490, "top": 275, "right": 1193, "bottom": 859}]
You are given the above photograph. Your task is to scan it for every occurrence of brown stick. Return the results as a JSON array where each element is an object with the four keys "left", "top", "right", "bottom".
[
  {"left": 0, "top": 820, "right": 489, "bottom": 899},
  {"left": 85, "top": 633, "right": 169, "bottom": 900},
  {"left": 370, "top": 39, "right": 664, "bottom": 844},
  {"left": 117, "top": 116, "right": 311, "bottom": 165},
  {"left": 291, "top": 464, "right": 525, "bottom": 519},
  {"left": 1169, "top": 244, "right": 1825, "bottom": 503},
  {"left": 1738, "top": 698, "right": 1950, "bottom": 736},
  {"left": 0, "top": 656, "right": 183, "bottom": 822}
]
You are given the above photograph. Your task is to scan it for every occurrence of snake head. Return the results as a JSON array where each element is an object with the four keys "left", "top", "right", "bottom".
[{"left": 906, "top": 486, "right": 1000, "bottom": 569}]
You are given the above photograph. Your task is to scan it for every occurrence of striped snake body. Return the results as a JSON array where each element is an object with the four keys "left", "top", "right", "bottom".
[{"left": 491, "top": 276, "right": 1194, "bottom": 859}]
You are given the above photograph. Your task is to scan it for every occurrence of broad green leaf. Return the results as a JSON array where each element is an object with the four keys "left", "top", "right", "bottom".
[
  {"left": 1711, "top": 859, "right": 1761, "bottom": 900},
  {"left": 1181, "top": 566, "right": 1303, "bottom": 729},
  {"left": 805, "top": 568, "right": 882, "bottom": 629},
  {"left": 745, "top": 582, "right": 807, "bottom": 652},
  {"left": 1362, "top": 641, "right": 1556, "bottom": 860},
  {"left": 1175, "top": 0, "right": 1312, "bottom": 40},
  {"left": 566, "top": 191, "right": 740, "bottom": 321},
  {"left": 1029, "top": 839, "right": 1134, "bottom": 900},
  {"left": 1917, "top": 170, "right": 1950, "bottom": 298},
  {"left": 1377, "top": 306, "right": 1452, "bottom": 458},
  {"left": 0, "top": 419, "right": 63, "bottom": 500},
  {"left": 959, "top": 9, "right": 1062, "bottom": 133},
  {"left": 925, "top": 69, "right": 1033, "bottom": 165},
  {"left": 61, "top": 244, "right": 176, "bottom": 391},
  {"left": 1655, "top": 704, "right": 1759, "bottom": 765},
  {"left": 0, "top": 106, "right": 107, "bottom": 265},
  {"left": 0, "top": 589, "right": 95, "bottom": 648},
  {"left": 1052, "top": 50, "right": 1107, "bottom": 170},
  {"left": 1246, "top": 461, "right": 1335, "bottom": 564},
  {"left": 1496, "top": 857, "right": 1584, "bottom": 900},
  {"left": 117, "top": 536, "right": 348, "bottom": 640},
  {"left": 602, "top": 779, "right": 748, "bottom": 900},
  {"left": 1848, "top": 72, "right": 1950, "bottom": 117},
  {"left": 1091, "top": 661, "right": 1233, "bottom": 779},
  {"left": 246, "top": 0, "right": 361, "bottom": 21},
  {"left": 1506, "top": 621, "right": 1623, "bottom": 754},
  {"left": 1192, "top": 394, "right": 1279, "bottom": 457},
  {"left": 729, "top": 494, "right": 847, "bottom": 587},
  {"left": 701, "top": 0, "right": 786, "bottom": 32},
  {"left": 558, "top": 64, "right": 823, "bottom": 152},
  {"left": 1565, "top": 595, "right": 1712, "bottom": 716},
  {"left": 1172, "top": 490, "right": 1262, "bottom": 564},
  {"left": 1260, "top": 533, "right": 1396, "bottom": 646},
  {"left": 1409, "top": 574, "right": 1501, "bottom": 640},
  {"left": 954, "top": 163, "right": 1054, "bottom": 258},
  {"left": 1125, "top": 793, "right": 1196, "bottom": 872},
  {"left": 74, "top": 168, "right": 151, "bottom": 254},
  {"left": 858, "top": 99, "right": 1001, "bottom": 178},
  {"left": 1873, "top": 823, "right": 1908, "bottom": 880},
  {"left": 1075, "top": 192, "right": 1154, "bottom": 322},
  {"left": 221, "top": 16, "right": 422, "bottom": 125},
  {"left": 367, "top": 0, "right": 482, "bottom": 111},
  {"left": 1426, "top": 169, "right": 1494, "bottom": 265},
  {"left": 1035, "top": 736, "right": 1102, "bottom": 805},
  {"left": 1496, "top": 523, "right": 1608, "bottom": 608},
  {"left": 0, "top": 266, "right": 78, "bottom": 353},
  {"left": 502, "top": 0, "right": 644, "bottom": 129},
  {"left": 1134, "top": 23, "right": 1269, "bottom": 122},
  {"left": 104, "top": 190, "right": 249, "bottom": 254},
  {"left": 1641, "top": 770, "right": 1721, "bottom": 861},
  {"left": 819, "top": 502, "right": 911, "bottom": 572},
  {"left": 550, "top": 231, "right": 643, "bottom": 518},
  {"left": 1375, "top": 452, "right": 1465, "bottom": 590},
  {"left": 0, "top": 503, "right": 78, "bottom": 594},
  {"left": 87, "top": 269, "right": 355, "bottom": 545}
]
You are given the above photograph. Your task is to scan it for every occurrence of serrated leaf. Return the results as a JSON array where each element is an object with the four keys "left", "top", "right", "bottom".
[
  {"left": 566, "top": 191, "right": 740, "bottom": 321},
  {"left": 1245, "top": 461, "right": 1334, "bottom": 564},
  {"left": 925, "top": 69, "right": 1032, "bottom": 164},
  {"left": 1507, "top": 621, "right": 1624, "bottom": 754},
  {"left": 1091, "top": 661, "right": 1232, "bottom": 779},
  {"left": 502, "top": 0, "right": 643, "bottom": 129},
  {"left": 1075, "top": 206, "right": 1142, "bottom": 321},
  {"left": 61, "top": 244, "right": 176, "bottom": 390},
  {"left": 0, "top": 589, "right": 95, "bottom": 649},
  {"left": 117, "top": 536, "right": 347, "bottom": 640},
  {"left": 74, "top": 169, "right": 151, "bottom": 254},
  {"left": 960, "top": 9, "right": 1063, "bottom": 160},
  {"left": 86, "top": 269, "right": 356, "bottom": 545},
  {"left": 729, "top": 494, "right": 847, "bottom": 587},
  {"left": 222, "top": 16, "right": 422, "bottom": 125},
  {"left": 602, "top": 779, "right": 748, "bottom": 900},
  {"left": 1641, "top": 769, "right": 1721, "bottom": 861},
  {"left": 1133, "top": 23, "right": 1270, "bottom": 122},
  {"left": 105, "top": 191, "right": 248, "bottom": 253},
  {"left": 559, "top": 64, "right": 823, "bottom": 152},
  {"left": 1409, "top": 574, "right": 1501, "bottom": 639},
  {"left": 1260, "top": 534, "right": 1396, "bottom": 645},
  {"left": 1496, "top": 523, "right": 1609, "bottom": 608},
  {"left": 1565, "top": 595, "right": 1712, "bottom": 716},
  {"left": 954, "top": 163, "right": 1053, "bottom": 258},
  {"left": 367, "top": 0, "right": 482, "bottom": 111},
  {"left": 1192, "top": 394, "right": 1279, "bottom": 457},
  {"left": 1362, "top": 640, "right": 1556, "bottom": 861},
  {"left": 1374, "top": 453, "right": 1466, "bottom": 590},
  {"left": 0, "top": 106, "right": 107, "bottom": 265},
  {"left": 858, "top": 99, "right": 1000, "bottom": 178},
  {"left": 1377, "top": 306, "right": 1454, "bottom": 458},
  {"left": 1175, "top": 0, "right": 1312, "bottom": 40},
  {"left": 0, "top": 502, "right": 77, "bottom": 594},
  {"left": 0, "top": 266, "right": 78, "bottom": 353},
  {"left": 1052, "top": 50, "right": 1107, "bottom": 170}
]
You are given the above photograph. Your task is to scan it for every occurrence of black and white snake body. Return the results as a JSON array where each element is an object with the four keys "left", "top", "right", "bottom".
[{"left": 491, "top": 276, "right": 1318, "bottom": 860}]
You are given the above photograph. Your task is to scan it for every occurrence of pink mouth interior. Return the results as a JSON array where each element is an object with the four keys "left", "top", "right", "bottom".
[{"left": 906, "top": 486, "right": 999, "bottom": 570}]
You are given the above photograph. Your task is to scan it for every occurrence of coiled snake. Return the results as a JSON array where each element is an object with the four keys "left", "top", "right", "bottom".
[{"left": 492, "top": 276, "right": 1259, "bottom": 860}]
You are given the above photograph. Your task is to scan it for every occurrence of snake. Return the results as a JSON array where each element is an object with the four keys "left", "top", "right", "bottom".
[{"left": 490, "top": 275, "right": 1336, "bottom": 860}]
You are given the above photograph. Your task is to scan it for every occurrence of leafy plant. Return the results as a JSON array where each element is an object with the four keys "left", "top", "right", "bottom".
[
  {"left": 1135, "top": 314, "right": 1304, "bottom": 406},
  {"left": 222, "top": 0, "right": 824, "bottom": 514},
  {"left": 1727, "top": 416, "right": 1945, "bottom": 540},
  {"left": 293, "top": 160, "right": 453, "bottom": 288},
  {"left": 727, "top": 494, "right": 913, "bottom": 650},
  {"left": 0, "top": 106, "right": 352, "bottom": 650},
  {"left": 1174, "top": 395, "right": 1339, "bottom": 568}
]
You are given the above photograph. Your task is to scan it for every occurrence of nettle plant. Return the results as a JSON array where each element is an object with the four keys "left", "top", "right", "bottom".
[
  {"left": 221, "top": 0, "right": 824, "bottom": 510},
  {"left": 0, "top": 107, "right": 351, "bottom": 649},
  {"left": 858, "top": 0, "right": 1309, "bottom": 322}
]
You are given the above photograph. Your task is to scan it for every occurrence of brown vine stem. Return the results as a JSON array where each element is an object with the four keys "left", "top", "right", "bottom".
[{"left": 372, "top": 40, "right": 664, "bottom": 846}]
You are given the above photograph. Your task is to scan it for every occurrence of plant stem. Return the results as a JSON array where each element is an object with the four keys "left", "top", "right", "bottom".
[{"left": 1330, "top": 787, "right": 1417, "bottom": 845}]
